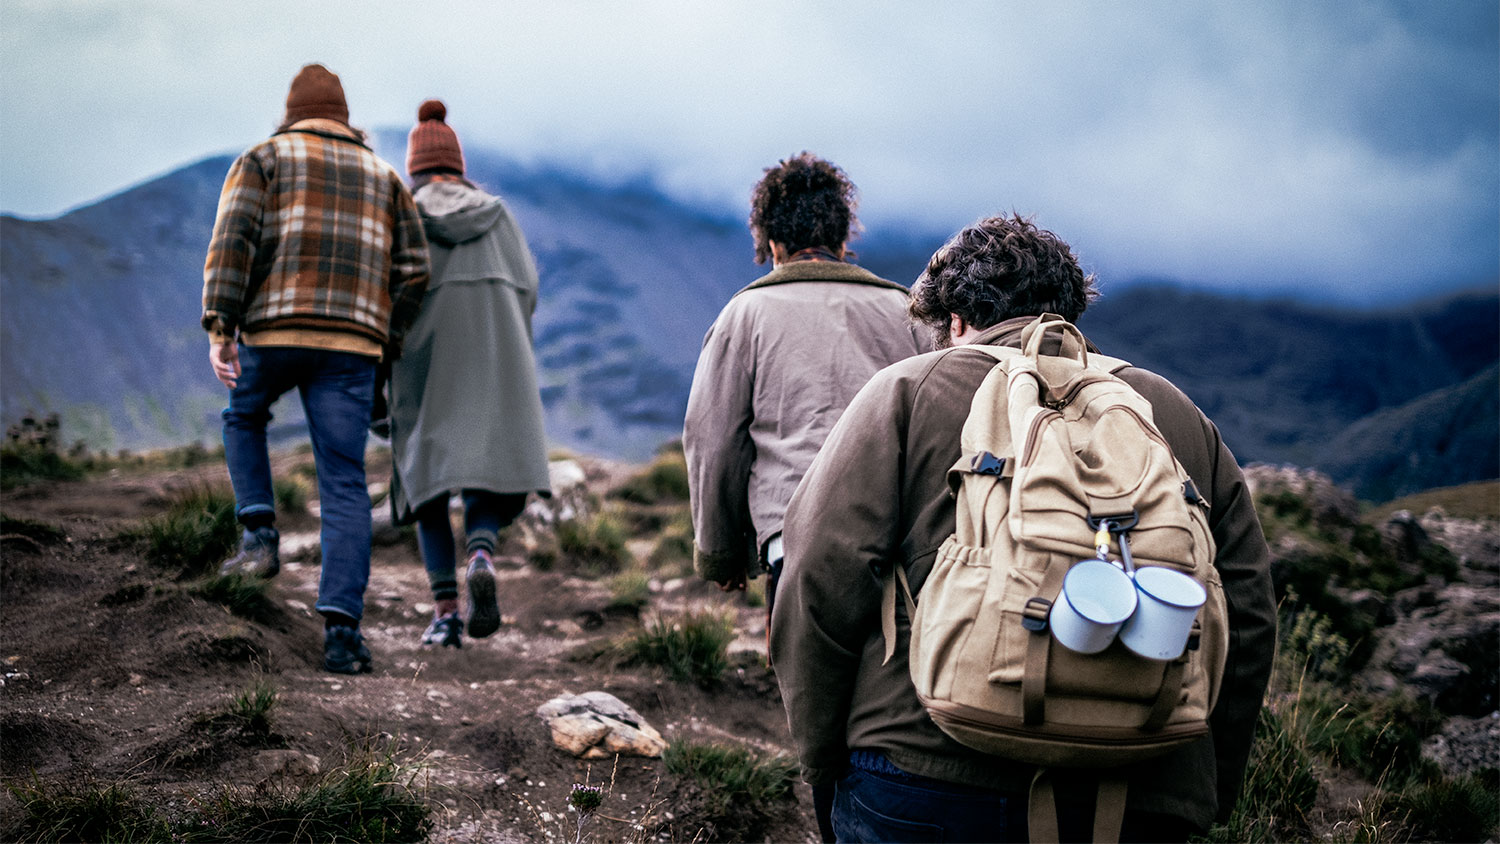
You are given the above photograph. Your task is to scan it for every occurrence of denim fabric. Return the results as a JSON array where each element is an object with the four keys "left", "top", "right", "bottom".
[
  {"left": 223, "top": 344, "right": 375, "bottom": 620},
  {"left": 832, "top": 751, "right": 1025, "bottom": 843},
  {"left": 414, "top": 490, "right": 527, "bottom": 584},
  {"left": 832, "top": 751, "right": 1196, "bottom": 843}
]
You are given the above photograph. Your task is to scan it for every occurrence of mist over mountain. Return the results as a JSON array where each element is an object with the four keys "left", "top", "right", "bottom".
[{"left": 1, "top": 138, "right": 1494, "bottom": 501}]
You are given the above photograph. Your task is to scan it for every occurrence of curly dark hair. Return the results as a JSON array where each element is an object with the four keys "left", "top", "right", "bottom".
[
  {"left": 748, "top": 152, "right": 860, "bottom": 264},
  {"left": 909, "top": 214, "right": 1098, "bottom": 346}
]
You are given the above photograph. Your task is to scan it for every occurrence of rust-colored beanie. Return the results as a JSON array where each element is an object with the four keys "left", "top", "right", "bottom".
[
  {"left": 284, "top": 63, "right": 349, "bottom": 125},
  {"left": 406, "top": 99, "right": 465, "bottom": 176}
]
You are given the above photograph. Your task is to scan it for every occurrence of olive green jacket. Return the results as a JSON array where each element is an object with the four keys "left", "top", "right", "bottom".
[
  {"left": 388, "top": 182, "right": 551, "bottom": 519},
  {"left": 769, "top": 317, "right": 1275, "bottom": 830}
]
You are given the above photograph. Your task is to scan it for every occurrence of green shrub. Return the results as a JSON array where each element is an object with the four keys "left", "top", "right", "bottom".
[
  {"left": 1, "top": 415, "right": 87, "bottom": 490},
  {"left": 744, "top": 576, "right": 766, "bottom": 609},
  {"left": 187, "top": 745, "right": 430, "bottom": 842},
  {"left": 608, "top": 569, "right": 651, "bottom": 611},
  {"left": 1395, "top": 769, "right": 1500, "bottom": 843},
  {"left": 275, "top": 477, "right": 308, "bottom": 514},
  {"left": 557, "top": 511, "right": 631, "bottom": 574},
  {"left": 1201, "top": 704, "right": 1319, "bottom": 843},
  {"left": 130, "top": 486, "right": 240, "bottom": 577},
  {"left": 5, "top": 776, "right": 168, "bottom": 843},
  {"left": 648, "top": 514, "right": 695, "bottom": 573},
  {"left": 1274, "top": 606, "right": 1351, "bottom": 688},
  {"left": 623, "top": 610, "right": 733, "bottom": 688},
  {"left": 612, "top": 451, "right": 690, "bottom": 505},
  {"left": 193, "top": 573, "right": 277, "bottom": 622},
  {"left": 1298, "top": 687, "right": 1442, "bottom": 784},
  {"left": 8, "top": 743, "right": 432, "bottom": 844},
  {"left": 216, "top": 678, "right": 279, "bottom": 740},
  {"left": 663, "top": 739, "right": 797, "bottom": 842}
]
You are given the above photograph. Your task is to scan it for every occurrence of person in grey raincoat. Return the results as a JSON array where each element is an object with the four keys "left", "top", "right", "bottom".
[{"left": 388, "top": 99, "right": 551, "bottom": 649}]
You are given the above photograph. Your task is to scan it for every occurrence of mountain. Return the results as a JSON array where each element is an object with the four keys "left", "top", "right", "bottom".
[
  {"left": 2, "top": 140, "right": 1495, "bottom": 499},
  {"left": 1077, "top": 285, "right": 1500, "bottom": 482}
]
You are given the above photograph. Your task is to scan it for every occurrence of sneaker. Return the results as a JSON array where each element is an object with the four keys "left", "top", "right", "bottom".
[
  {"left": 465, "top": 554, "right": 501, "bottom": 639},
  {"left": 219, "top": 525, "right": 280, "bottom": 578},
  {"left": 421, "top": 612, "right": 464, "bottom": 648},
  {"left": 323, "top": 625, "right": 373, "bottom": 674}
]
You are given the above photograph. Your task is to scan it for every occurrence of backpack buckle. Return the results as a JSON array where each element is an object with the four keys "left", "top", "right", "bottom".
[
  {"left": 971, "top": 451, "right": 1006, "bottom": 476},
  {"left": 1021, "top": 597, "right": 1052, "bottom": 632}
]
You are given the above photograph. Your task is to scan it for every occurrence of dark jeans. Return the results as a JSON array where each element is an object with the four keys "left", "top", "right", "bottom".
[
  {"left": 831, "top": 751, "right": 1196, "bottom": 843},
  {"left": 414, "top": 490, "right": 527, "bottom": 595},
  {"left": 222, "top": 344, "right": 376, "bottom": 621}
]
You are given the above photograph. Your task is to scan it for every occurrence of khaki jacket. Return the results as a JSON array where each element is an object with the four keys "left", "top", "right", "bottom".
[
  {"left": 770, "top": 317, "right": 1275, "bottom": 829},
  {"left": 684, "top": 260, "right": 929, "bottom": 582}
]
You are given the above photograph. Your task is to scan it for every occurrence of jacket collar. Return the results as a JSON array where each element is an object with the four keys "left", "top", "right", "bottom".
[
  {"left": 277, "top": 118, "right": 368, "bottom": 148},
  {"left": 967, "top": 315, "right": 1102, "bottom": 354},
  {"left": 736, "top": 260, "right": 910, "bottom": 297}
]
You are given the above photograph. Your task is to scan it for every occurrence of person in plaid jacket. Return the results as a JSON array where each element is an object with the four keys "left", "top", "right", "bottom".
[{"left": 201, "top": 63, "right": 430, "bottom": 675}]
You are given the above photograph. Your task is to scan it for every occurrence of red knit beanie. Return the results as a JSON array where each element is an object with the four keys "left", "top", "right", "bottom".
[
  {"left": 283, "top": 64, "right": 349, "bottom": 125},
  {"left": 406, "top": 99, "right": 465, "bottom": 177}
]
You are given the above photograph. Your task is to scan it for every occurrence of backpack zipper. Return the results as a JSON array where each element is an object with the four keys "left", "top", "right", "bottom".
[{"left": 1020, "top": 409, "right": 1061, "bottom": 467}]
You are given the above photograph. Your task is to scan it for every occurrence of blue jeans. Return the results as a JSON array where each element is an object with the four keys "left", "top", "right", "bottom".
[
  {"left": 414, "top": 490, "right": 527, "bottom": 598},
  {"left": 831, "top": 751, "right": 1196, "bottom": 843},
  {"left": 222, "top": 345, "right": 376, "bottom": 621},
  {"left": 832, "top": 751, "right": 1025, "bottom": 843}
]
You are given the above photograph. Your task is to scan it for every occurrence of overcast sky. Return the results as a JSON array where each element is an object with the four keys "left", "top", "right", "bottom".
[{"left": 2, "top": 1, "right": 1496, "bottom": 303}]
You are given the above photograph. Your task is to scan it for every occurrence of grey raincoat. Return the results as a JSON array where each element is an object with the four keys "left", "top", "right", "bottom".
[{"left": 388, "top": 181, "right": 551, "bottom": 521}]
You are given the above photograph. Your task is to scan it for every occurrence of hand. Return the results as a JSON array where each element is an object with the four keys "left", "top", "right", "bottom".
[
  {"left": 716, "top": 571, "right": 748, "bottom": 592},
  {"left": 210, "top": 341, "right": 240, "bottom": 388}
]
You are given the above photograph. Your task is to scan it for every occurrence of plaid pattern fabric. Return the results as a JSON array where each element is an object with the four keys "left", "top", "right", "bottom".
[{"left": 203, "top": 119, "right": 429, "bottom": 348}]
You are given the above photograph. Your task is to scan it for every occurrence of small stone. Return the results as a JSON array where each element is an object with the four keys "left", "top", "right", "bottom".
[{"left": 128, "top": 673, "right": 145, "bottom": 686}]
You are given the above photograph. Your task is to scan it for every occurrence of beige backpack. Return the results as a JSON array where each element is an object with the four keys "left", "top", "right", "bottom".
[{"left": 883, "top": 316, "right": 1229, "bottom": 841}]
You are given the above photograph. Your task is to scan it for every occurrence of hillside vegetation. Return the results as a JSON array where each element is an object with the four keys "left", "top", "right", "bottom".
[{"left": 1, "top": 433, "right": 1496, "bottom": 842}]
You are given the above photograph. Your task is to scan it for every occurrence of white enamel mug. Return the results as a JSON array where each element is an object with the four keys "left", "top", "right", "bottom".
[
  {"left": 1049, "top": 559, "right": 1138, "bottom": 654},
  {"left": 1119, "top": 566, "right": 1207, "bottom": 661}
]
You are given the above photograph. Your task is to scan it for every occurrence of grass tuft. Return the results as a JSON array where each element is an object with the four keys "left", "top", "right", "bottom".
[
  {"left": 622, "top": 610, "right": 733, "bottom": 688},
  {"left": 611, "top": 451, "right": 690, "bottom": 505},
  {"left": 7, "top": 744, "right": 431, "bottom": 844},
  {"left": 608, "top": 569, "right": 652, "bottom": 612},
  {"left": 193, "top": 572, "right": 278, "bottom": 622},
  {"left": 274, "top": 477, "right": 308, "bottom": 514},
  {"left": 663, "top": 739, "right": 797, "bottom": 842},
  {"left": 126, "top": 485, "right": 240, "bottom": 577},
  {"left": 557, "top": 510, "right": 631, "bottom": 574},
  {"left": 224, "top": 678, "right": 279, "bottom": 739},
  {"left": 5, "top": 776, "right": 167, "bottom": 843}
]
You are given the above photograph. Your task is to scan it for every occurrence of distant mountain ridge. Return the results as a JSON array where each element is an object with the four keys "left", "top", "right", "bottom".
[{"left": 2, "top": 139, "right": 1495, "bottom": 501}]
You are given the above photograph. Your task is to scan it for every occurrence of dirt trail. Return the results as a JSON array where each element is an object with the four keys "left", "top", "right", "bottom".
[{"left": 0, "top": 453, "right": 817, "bottom": 843}]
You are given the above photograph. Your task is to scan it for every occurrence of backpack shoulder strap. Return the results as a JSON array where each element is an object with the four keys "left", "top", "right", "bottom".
[{"left": 1087, "top": 352, "right": 1132, "bottom": 374}]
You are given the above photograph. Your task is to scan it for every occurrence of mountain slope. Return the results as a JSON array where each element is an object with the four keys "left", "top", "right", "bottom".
[
  {"left": 2, "top": 143, "right": 1496, "bottom": 497},
  {"left": 1317, "top": 363, "right": 1500, "bottom": 501}
]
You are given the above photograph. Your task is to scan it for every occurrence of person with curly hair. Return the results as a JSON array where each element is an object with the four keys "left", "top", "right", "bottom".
[
  {"left": 684, "top": 149, "right": 929, "bottom": 613},
  {"left": 771, "top": 215, "right": 1274, "bottom": 841}
]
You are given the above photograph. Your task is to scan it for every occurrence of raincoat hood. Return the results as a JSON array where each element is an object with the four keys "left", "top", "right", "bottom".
[{"left": 414, "top": 181, "right": 504, "bottom": 246}]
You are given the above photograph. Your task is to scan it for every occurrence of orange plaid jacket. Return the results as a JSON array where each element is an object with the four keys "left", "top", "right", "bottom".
[{"left": 202, "top": 119, "right": 429, "bottom": 350}]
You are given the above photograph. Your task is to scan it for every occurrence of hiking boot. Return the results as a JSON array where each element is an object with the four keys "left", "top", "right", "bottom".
[
  {"left": 421, "top": 612, "right": 464, "bottom": 648},
  {"left": 323, "top": 625, "right": 373, "bottom": 674},
  {"left": 465, "top": 553, "right": 501, "bottom": 639},
  {"left": 219, "top": 525, "right": 280, "bottom": 579}
]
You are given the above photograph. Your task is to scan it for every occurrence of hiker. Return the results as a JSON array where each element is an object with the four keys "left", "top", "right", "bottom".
[
  {"left": 203, "top": 64, "right": 430, "bottom": 675},
  {"left": 683, "top": 151, "right": 929, "bottom": 612},
  {"left": 769, "top": 214, "right": 1275, "bottom": 842},
  {"left": 385, "top": 99, "right": 551, "bottom": 649}
]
